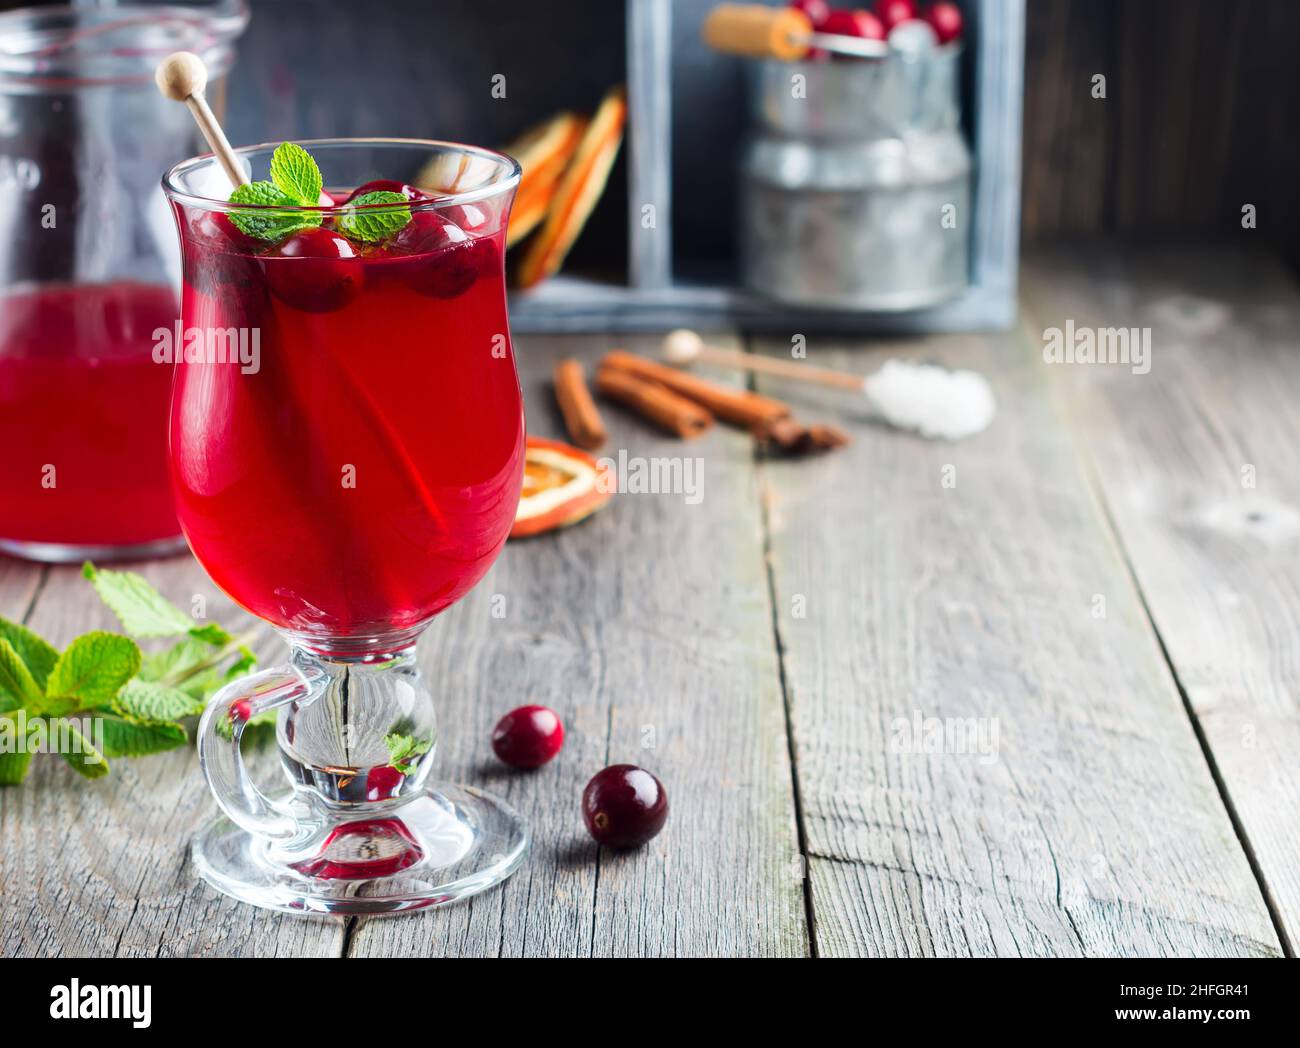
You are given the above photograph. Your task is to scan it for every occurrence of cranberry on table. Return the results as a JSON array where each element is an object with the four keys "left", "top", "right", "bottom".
[
  {"left": 925, "top": 1, "right": 963, "bottom": 44},
  {"left": 265, "top": 227, "right": 363, "bottom": 313},
  {"left": 492, "top": 705, "right": 564, "bottom": 769},
  {"left": 876, "top": 0, "right": 917, "bottom": 32},
  {"left": 789, "top": 0, "right": 831, "bottom": 28},
  {"left": 582, "top": 765, "right": 668, "bottom": 848}
]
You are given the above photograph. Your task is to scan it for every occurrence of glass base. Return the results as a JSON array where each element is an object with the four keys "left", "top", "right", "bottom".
[
  {"left": 192, "top": 784, "right": 528, "bottom": 916},
  {"left": 0, "top": 534, "right": 187, "bottom": 564}
]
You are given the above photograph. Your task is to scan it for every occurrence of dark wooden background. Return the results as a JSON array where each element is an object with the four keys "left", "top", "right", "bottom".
[
  {"left": 3, "top": 0, "right": 1297, "bottom": 263},
  {"left": 1020, "top": 0, "right": 1300, "bottom": 265}
]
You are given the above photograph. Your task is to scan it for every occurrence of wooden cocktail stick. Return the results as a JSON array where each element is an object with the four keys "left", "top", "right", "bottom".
[
  {"left": 662, "top": 330, "right": 866, "bottom": 392},
  {"left": 703, "top": 4, "right": 889, "bottom": 61},
  {"left": 155, "top": 51, "right": 248, "bottom": 188}
]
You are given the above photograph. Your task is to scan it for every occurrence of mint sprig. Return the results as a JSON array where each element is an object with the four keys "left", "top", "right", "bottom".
[
  {"left": 269, "top": 141, "right": 323, "bottom": 207},
  {"left": 225, "top": 142, "right": 413, "bottom": 245},
  {"left": 0, "top": 565, "right": 262, "bottom": 786},
  {"left": 227, "top": 180, "right": 320, "bottom": 242},
  {"left": 337, "top": 190, "right": 412, "bottom": 244},
  {"left": 225, "top": 141, "right": 324, "bottom": 242}
]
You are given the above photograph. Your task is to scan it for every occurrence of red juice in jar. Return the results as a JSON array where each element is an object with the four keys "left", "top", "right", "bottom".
[
  {"left": 0, "top": 282, "right": 181, "bottom": 552},
  {"left": 168, "top": 196, "right": 525, "bottom": 638}
]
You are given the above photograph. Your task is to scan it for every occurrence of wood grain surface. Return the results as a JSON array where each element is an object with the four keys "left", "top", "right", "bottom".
[
  {"left": 750, "top": 324, "right": 1280, "bottom": 957},
  {"left": 1022, "top": 243, "right": 1300, "bottom": 954},
  {"left": 2, "top": 254, "right": 1296, "bottom": 956},
  {"left": 347, "top": 334, "right": 807, "bottom": 957}
]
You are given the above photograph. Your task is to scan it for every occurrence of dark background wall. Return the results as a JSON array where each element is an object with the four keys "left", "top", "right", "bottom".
[
  {"left": 223, "top": 0, "right": 631, "bottom": 277},
  {"left": 3, "top": 0, "right": 1297, "bottom": 267},
  {"left": 1020, "top": 0, "right": 1300, "bottom": 267}
]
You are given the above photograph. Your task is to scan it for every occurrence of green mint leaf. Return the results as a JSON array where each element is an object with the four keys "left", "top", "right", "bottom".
[
  {"left": 83, "top": 563, "right": 195, "bottom": 638},
  {"left": 337, "top": 191, "right": 411, "bottom": 243},
  {"left": 188, "top": 645, "right": 259, "bottom": 700},
  {"left": 227, "top": 180, "right": 321, "bottom": 242},
  {"left": 0, "top": 617, "right": 59, "bottom": 689},
  {"left": 214, "top": 706, "right": 275, "bottom": 740},
  {"left": 269, "top": 141, "right": 323, "bottom": 205},
  {"left": 97, "top": 715, "right": 188, "bottom": 758},
  {"left": 384, "top": 731, "right": 431, "bottom": 774},
  {"left": 139, "top": 636, "right": 214, "bottom": 684},
  {"left": 0, "top": 637, "right": 44, "bottom": 711},
  {"left": 115, "top": 680, "right": 205, "bottom": 722},
  {"left": 56, "top": 719, "right": 110, "bottom": 779},
  {"left": 0, "top": 748, "right": 33, "bottom": 786},
  {"left": 189, "top": 623, "right": 232, "bottom": 646},
  {"left": 226, "top": 646, "right": 258, "bottom": 680},
  {"left": 45, "top": 632, "right": 141, "bottom": 711},
  {"left": 141, "top": 638, "right": 257, "bottom": 705}
]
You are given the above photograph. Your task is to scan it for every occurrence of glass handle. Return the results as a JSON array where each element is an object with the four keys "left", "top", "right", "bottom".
[{"left": 196, "top": 664, "right": 321, "bottom": 842}]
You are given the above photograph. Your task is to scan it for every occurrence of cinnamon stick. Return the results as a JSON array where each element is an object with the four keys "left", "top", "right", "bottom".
[
  {"left": 600, "top": 349, "right": 790, "bottom": 429},
  {"left": 553, "top": 358, "right": 607, "bottom": 450},
  {"left": 594, "top": 367, "right": 713, "bottom": 439}
]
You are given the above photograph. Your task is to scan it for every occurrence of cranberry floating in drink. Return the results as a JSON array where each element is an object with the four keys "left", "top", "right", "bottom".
[{"left": 158, "top": 52, "right": 529, "bottom": 915}]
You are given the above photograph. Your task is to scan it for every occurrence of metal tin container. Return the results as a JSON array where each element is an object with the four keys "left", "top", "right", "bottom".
[{"left": 740, "top": 42, "right": 971, "bottom": 311}]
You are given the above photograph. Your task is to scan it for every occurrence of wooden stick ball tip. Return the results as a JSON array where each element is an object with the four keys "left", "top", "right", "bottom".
[{"left": 155, "top": 51, "right": 208, "bottom": 101}]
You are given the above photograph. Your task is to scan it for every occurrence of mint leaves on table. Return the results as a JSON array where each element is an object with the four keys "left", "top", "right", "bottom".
[
  {"left": 226, "top": 141, "right": 411, "bottom": 244},
  {"left": 337, "top": 190, "right": 411, "bottom": 243},
  {"left": 0, "top": 564, "right": 259, "bottom": 786}
]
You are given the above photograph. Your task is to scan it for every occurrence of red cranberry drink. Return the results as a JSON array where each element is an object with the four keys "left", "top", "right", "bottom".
[
  {"left": 168, "top": 146, "right": 524, "bottom": 640},
  {"left": 170, "top": 139, "right": 533, "bottom": 915},
  {"left": 0, "top": 282, "right": 179, "bottom": 550}
]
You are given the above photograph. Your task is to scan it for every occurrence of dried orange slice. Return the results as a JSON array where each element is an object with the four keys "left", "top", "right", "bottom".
[
  {"left": 516, "top": 85, "right": 627, "bottom": 289},
  {"left": 502, "top": 111, "right": 588, "bottom": 248},
  {"left": 510, "top": 436, "right": 613, "bottom": 539}
]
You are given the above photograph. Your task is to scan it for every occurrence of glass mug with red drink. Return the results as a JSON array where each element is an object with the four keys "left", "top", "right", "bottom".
[{"left": 163, "top": 137, "right": 527, "bottom": 913}]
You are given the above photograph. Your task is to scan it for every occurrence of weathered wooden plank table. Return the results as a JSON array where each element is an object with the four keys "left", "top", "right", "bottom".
[{"left": 1, "top": 244, "right": 1295, "bottom": 957}]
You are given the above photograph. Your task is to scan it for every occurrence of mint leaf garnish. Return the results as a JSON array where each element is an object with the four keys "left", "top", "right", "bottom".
[
  {"left": 269, "top": 141, "right": 323, "bottom": 206},
  {"left": 337, "top": 190, "right": 411, "bottom": 243},
  {"left": 45, "top": 632, "right": 142, "bottom": 712},
  {"left": 223, "top": 142, "right": 326, "bottom": 242},
  {"left": 227, "top": 181, "right": 321, "bottom": 242}
]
